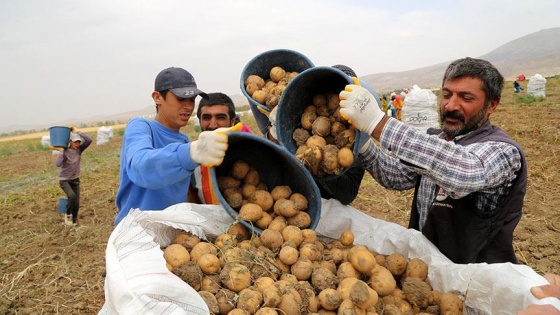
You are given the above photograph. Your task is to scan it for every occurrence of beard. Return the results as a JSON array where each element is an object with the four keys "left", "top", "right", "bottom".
[{"left": 441, "top": 106, "right": 488, "bottom": 138}]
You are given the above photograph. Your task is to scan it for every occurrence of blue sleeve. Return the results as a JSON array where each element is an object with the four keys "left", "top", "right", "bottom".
[{"left": 121, "top": 119, "right": 198, "bottom": 190}]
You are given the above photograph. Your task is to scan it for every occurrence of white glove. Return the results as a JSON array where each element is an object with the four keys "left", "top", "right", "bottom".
[
  {"left": 339, "top": 84, "right": 385, "bottom": 135},
  {"left": 190, "top": 123, "right": 242, "bottom": 166},
  {"left": 268, "top": 106, "right": 278, "bottom": 140}
]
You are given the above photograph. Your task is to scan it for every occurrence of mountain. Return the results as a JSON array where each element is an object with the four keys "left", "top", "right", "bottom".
[{"left": 361, "top": 27, "right": 560, "bottom": 92}]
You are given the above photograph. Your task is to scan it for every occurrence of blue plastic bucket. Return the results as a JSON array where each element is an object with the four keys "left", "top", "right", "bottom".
[
  {"left": 58, "top": 197, "right": 67, "bottom": 214},
  {"left": 49, "top": 126, "right": 71, "bottom": 148},
  {"left": 211, "top": 133, "right": 321, "bottom": 235},
  {"left": 240, "top": 49, "right": 315, "bottom": 135}
]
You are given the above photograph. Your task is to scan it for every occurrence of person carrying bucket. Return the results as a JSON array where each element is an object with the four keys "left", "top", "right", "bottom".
[{"left": 54, "top": 127, "right": 92, "bottom": 226}]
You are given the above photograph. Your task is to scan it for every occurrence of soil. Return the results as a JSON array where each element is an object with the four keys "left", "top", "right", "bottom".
[{"left": 0, "top": 78, "right": 558, "bottom": 314}]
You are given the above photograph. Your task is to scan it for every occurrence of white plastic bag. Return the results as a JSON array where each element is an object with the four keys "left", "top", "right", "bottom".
[
  {"left": 401, "top": 85, "right": 439, "bottom": 131},
  {"left": 527, "top": 74, "right": 547, "bottom": 97},
  {"left": 100, "top": 201, "right": 559, "bottom": 314}
]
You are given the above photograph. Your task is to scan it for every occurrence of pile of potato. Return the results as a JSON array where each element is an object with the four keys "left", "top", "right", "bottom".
[
  {"left": 293, "top": 92, "right": 357, "bottom": 176},
  {"left": 162, "top": 227, "right": 464, "bottom": 315},
  {"left": 218, "top": 160, "right": 313, "bottom": 230},
  {"left": 244, "top": 66, "right": 299, "bottom": 110}
]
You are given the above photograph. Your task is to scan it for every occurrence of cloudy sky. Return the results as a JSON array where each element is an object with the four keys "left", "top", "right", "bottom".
[{"left": 1, "top": 0, "right": 558, "bottom": 129}]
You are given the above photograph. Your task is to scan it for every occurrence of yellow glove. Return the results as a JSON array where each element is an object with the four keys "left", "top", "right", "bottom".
[
  {"left": 69, "top": 125, "right": 76, "bottom": 132},
  {"left": 190, "top": 123, "right": 243, "bottom": 166}
]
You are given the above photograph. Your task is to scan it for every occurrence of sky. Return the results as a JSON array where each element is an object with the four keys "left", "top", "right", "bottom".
[{"left": 0, "top": 0, "right": 558, "bottom": 129}]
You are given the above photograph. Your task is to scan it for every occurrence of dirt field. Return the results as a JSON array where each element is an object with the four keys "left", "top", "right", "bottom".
[{"left": 0, "top": 78, "right": 559, "bottom": 314}]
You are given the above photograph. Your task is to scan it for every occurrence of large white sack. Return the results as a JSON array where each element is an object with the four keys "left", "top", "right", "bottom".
[
  {"left": 97, "top": 126, "right": 113, "bottom": 145},
  {"left": 401, "top": 85, "right": 439, "bottom": 131},
  {"left": 527, "top": 74, "right": 547, "bottom": 97},
  {"left": 99, "top": 200, "right": 559, "bottom": 314}
]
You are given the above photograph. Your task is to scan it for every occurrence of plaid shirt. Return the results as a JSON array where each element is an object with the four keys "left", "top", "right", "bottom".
[{"left": 360, "top": 119, "right": 522, "bottom": 229}]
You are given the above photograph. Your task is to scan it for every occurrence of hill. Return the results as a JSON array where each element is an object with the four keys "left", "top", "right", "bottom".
[{"left": 361, "top": 27, "right": 560, "bottom": 92}]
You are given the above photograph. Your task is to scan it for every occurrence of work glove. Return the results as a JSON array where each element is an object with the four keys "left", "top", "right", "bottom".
[
  {"left": 190, "top": 123, "right": 243, "bottom": 166},
  {"left": 69, "top": 125, "right": 76, "bottom": 132},
  {"left": 339, "top": 82, "right": 385, "bottom": 136},
  {"left": 268, "top": 106, "right": 278, "bottom": 140}
]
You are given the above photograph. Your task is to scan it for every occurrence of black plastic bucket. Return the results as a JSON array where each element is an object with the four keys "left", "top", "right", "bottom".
[
  {"left": 210, "top": 132, "right": 321, "bottom": 235},
  {"left": 241, "top": 49, "right": 315, "bottom": 135},
  {"left": 275, "top": 66, "right": 362, "bottom": 180}
]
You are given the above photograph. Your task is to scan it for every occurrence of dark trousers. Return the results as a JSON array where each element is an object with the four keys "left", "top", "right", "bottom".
[{"left": 60, "top": 178, "right": 80, "bottom": 223}]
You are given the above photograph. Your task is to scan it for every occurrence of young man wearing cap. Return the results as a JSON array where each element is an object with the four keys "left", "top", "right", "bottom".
[
  {"left": 55, "top": 128, "right": 92, "bottom": 226},
  {"left": 188, "top": 92, "right": 251, "bottom": 204},
  {"left": 114, "top": 68, "right": 241, "bottom": 226}
]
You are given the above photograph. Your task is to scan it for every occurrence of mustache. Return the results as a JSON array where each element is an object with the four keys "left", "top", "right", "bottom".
[{"left": 442, "top": 110, "right": 465, "bottom": 122}]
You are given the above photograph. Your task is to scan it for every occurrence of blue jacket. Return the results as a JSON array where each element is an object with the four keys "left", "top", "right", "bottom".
[{"left": 115, "top": 118, "right": 199, "bottom": 225}]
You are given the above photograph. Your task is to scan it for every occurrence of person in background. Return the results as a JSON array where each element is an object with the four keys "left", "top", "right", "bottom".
[
  {"left": 387, "top": 94, "right": 397, "bottom": 118},
  {"left": 55, "top": 128, "right": 92, "bottom": 226},
  {"left": 188, "top": 92, "right": 250, "bottom": 204},
  {"left": 114, "top": 67, "right": 240, "bottom": 226},
  {"left": 393, "top": 94, "right": 404, "bottom": 121},
  {"left": 514, "top": 80, "right": 524, "bottom": 93},
  {"left": 234, "top": 113, "right": 252, "bottom": 133},
  {"left": 381, "top": 94, "right": 388, "bottom": 113},
  {"left": 517, "top": 273, "right": 560, "bottom": 314},
  {"left": 339, "top": 57, "right": 527, "bottom": 264}
]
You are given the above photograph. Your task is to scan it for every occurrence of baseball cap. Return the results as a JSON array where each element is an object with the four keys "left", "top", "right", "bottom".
[
  {"left": 70, "top": 133, "right": 82, "bottom": 142},
  {"left": 155, "top": 67, "right": 208, "bottom": 99},
  {"left": 332, "top": 64, "right": 357, "bottom": 77}
]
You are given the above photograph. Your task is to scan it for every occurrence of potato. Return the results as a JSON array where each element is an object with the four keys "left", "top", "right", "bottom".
[
  {"left": 326, "top": 93, "right": 340, "bottom": 112},
  {"left": 198, "top": 290, "right": 219, "bottom": 314},
  {"left": 293, "top": 128, "right": 311, "bottom": 147},
  {"left": 301, "top": 109, "right": 318, "bottom": 130},
  {"left": 190, "top": 242, "right": 218, "bottom": 262},
  {"left": 237, "top": 287, "right": 264, "bottom": 314},
  {"left": 338, "top": 147, "right": 354, "bottom": 168},
  {"left": 241, "top": 184, "right": 257, "bottom": 199},
  {"left": 339, "top": 230, "right": 355, "bottom": 247},
  {"left": 312, "top": 116, "right": 332, "bottom": 137},
  {"left": 438, "top": 292, "right": 463, "bottom": 315},
  {"left": 313, "top": 94, "right": 327, "bottom": 107},
  {"left": 200, "top": 274, "right": 221, "bottom": 293},
  {"left": 278, "top": 288, "right": 303, "bottom": 315},
  {"left": 254, "top": 276, "right": 276, "bottom": 292},
  {"left": 220, "top": 262, "right": 252, "bottom": 292},
  {"left": 330, "top": 121, "right": 347, "bottom": 137},
  {"left": 286, "top": 211, "right": 312, "bottom": 229},
  {"left": 321, "top": 144, "right": 340, "bottom": 174},
  {"left": 385, "top": 253, "right": 407, "bottom": 277},
  {"left": 232, "top": 160, "right": 250, "bottom": 180},
  {"left": 163, "top": 244, "right": 190, "bottom": 268},
  {"left": 348, "top": 279, "right": 379, "bottom": 309},
  {"left": 347, "top": 247, "right": 377, "bottom": 274},
  {"left": 238, "top": 203, "right": 264, "bottom": 222},
  {"left": 291, "top": 257, "right": 314, "bottom": 281},
  {"left": 270, "top": 66, "right": 286, "bottom": 82},
  {"left": 228, "top": 223, "right": 251, "bottom": 242},
  {"left": 245, "top": 74, "right": 265, "bottom": 88},
  {"left": 197, "top": 253, "right": 221, "bottom": 275},
  {"left": 260, "top": 228, "right": 283, "bottom": 250},
  {"left": 224, "top": 187, "right": 243, "bottom": 209},
  {"left": 172, "top": 261, "right": 203, "bottom": 291},
  {"left": 244, "top": 168, "right": 260, "bottom": 186},
  {"left": 262, "top": 286, "right": 282, "bottom": 307},
  {"left": 252, "top": 90, "right": 267, "bottom": 104},
  {"left": 267, "top": 216, "right": 287, "bottom": 232},
  {"left": 274, "top": 198, "right": 297, "bottom": 217},
  {"left": 278, "top": 245, "right": 299, "bottom": 265},
  {"left": 270, "top": 185, "right": 292, "bottom": 201},
  {"left": 171, "top": 231, "right": 201, "bottom": 251},
  {"left": 406, "top": 258, "right": 429, "bottom": 281},
  {"left": 256, "top": 211, "right": 273, "bottom": 230},
  {"left": 318, "top": 288, "right": 342, "bottom": 311},
  {"left": 281, "top": 225, "right": 304, "bottom": 246},
  {"left": 214, "top": 232, "right": 238, "bottom": 249},
  {"left": 338, "top": 299, "right": 366, "bottom": 315},
  {"left": 255, "top": 307, "right": 279, "bottom": 315},
  {"left": 249, "top": 190, "right": 274, "bottom": 212},
  {"left": 401, "top": 277, "right": 432, "bottom": 309},
  {"left": 306, "top": 135, "right": 327, "bottom": 148},
  {"left": 369, "top": 264, "right": 397, "bottom": 296},
  {"left": 301, "top": 229, "right": 317, "bottom": 244},
  {"left": 289, "top": 193, "right": 308, "bottom": 211},
  {"left": 265, "top": 93, "right": 279, "bottom": 109},
  {"left": 334, "top": 128, "right": 356, "bottom": 149},
  {"left": 299, "top": 242, "right": 322, "bottom": 261},
  {"left": 311, "top": 267, "right": 338, "bottom": 292},
  {"left": 337, "top": 261, "right": 360, "bottom": 279},
  {"left": 227, "top": 308, "right": 251, "bottom": 315}
]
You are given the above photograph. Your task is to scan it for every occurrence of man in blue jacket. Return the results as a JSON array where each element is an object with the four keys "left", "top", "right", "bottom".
[{"left": 114, "top": 67, "right": 240, "bottom": 225}]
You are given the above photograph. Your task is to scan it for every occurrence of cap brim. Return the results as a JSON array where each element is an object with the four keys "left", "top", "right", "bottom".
[{"left": 170, "top": 87, "right": 209, "bottom": 99}]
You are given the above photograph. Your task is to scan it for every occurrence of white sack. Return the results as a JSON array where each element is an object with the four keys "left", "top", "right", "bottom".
[
  {"left": 41, "top": 135, "right": 51, "bottom": 147},
  {"left": 97, "top": 126, "right": 114, "bottom": 145},
  {"left": 100, "top": 200, "right": 559, "bottom": 314},
  {"left": 527, "top": 73, "right": 547, "bottom": 97},
  {"left": 401, "top": 85, "right": 439, "bottom": 131}
]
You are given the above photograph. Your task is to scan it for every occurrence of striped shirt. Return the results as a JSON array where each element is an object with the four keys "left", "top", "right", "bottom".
[{"left": 360, "top": 119, "right": 522, "bottom": 228}]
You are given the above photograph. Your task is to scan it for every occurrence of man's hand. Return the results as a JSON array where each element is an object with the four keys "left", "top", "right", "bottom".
[
  {"left": 69, "top": 125, "right": 76, "bottom": 132},
  {"left": 190, "top": 123, "right": 242, "bottom": 166},
  {"left": 339, "top": 84, "right": 385, "bottom": 135},
  {"left": 517, "top": 273, "right": 560, "bottom": 315}
]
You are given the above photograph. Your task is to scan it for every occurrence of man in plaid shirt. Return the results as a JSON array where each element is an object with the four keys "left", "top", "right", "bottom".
[{"left": 339, "top": 57, "right": 527, "bottom": 264}]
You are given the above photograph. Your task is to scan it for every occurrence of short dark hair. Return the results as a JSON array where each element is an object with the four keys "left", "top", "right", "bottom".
[
  {"left": 442, "top": 57, "right": 504, "bottom": 106},
  {"left": 197, "top": 92, "right": 236, "bottom": 120},
  {"left": 332, "top": 64, "right": 357, "bottom": 77}
]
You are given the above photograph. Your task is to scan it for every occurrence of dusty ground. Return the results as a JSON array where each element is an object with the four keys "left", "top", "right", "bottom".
[{"left": 0, "top": 78, "right": 558, "bottom": 314}]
